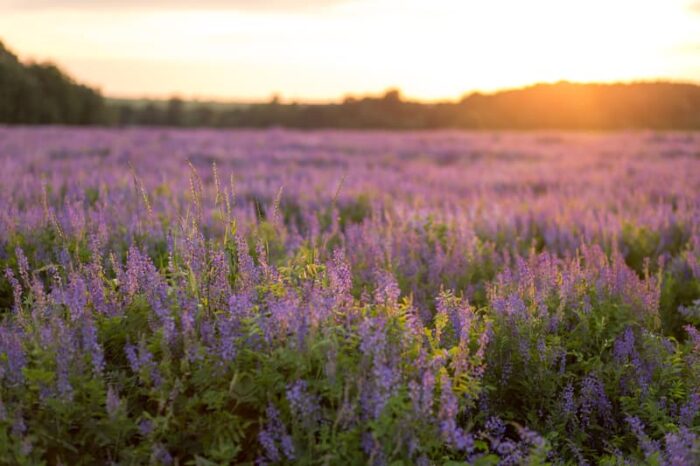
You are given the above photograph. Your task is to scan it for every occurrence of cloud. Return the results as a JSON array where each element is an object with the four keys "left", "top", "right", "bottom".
[{"left": 0, "top": 0, "right": 348, "bottom": 12}]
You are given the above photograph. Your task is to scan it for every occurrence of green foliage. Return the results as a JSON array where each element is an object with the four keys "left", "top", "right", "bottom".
[
  {"left": 659, "top": 270, "right": 700, "bottom": 339},
  {"left": 621, "top": 223, "right": 660, "bottom": 276},
  {"left": 0, "top": 41, "right": 110, "bottom": 125}
]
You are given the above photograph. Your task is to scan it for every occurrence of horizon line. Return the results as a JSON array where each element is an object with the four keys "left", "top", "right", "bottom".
[{"left": 103, "top": 78, "right": 700, "bottom": 105}]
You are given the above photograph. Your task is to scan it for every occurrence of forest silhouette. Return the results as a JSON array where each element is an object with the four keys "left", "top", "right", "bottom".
[{"left": 3, "top": 40, "right": 700, "bottom": 130}]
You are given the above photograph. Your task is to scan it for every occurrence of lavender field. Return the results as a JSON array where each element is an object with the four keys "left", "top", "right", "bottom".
[{"left": 0, "top": 127, "right": 699, "bottom": 465}]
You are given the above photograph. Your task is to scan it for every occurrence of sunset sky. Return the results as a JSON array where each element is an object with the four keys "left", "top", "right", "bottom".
[{"left": 1, "top": 0, "right": 700, "bottom": 102}]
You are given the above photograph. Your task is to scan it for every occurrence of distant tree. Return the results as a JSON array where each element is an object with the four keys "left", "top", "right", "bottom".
[
  {"left": 382, "top": 88, "right": 402, "bottom": 103},
  {"left": 192, "top": 104, "right": 215, "bottom": 127},
  {"left": 0, "top": 39, "right": 108, "bottom": 125},
  {"left": 116, "top": 104, "right": 136, "bottom": 126},
  {"left": 138, "top": 103, "right": 162, "bottom": 126},
  {"left": 165, "top": 97, "right": 185, "bottom": 127}
]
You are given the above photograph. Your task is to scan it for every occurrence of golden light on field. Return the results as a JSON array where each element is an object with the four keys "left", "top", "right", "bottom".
[{"left": 0, "top": 0, "right": 699, "bottom": 100}]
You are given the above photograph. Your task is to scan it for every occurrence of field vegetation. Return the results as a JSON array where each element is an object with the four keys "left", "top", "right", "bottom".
[{"left": 0, "top": 129, "right": 698, "bottom": 465}]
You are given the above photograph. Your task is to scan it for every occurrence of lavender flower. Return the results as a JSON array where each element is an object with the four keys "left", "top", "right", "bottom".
[
  {"left": 328, "top": 248, "right": 352, "bottom": 300},
  {"left": 580, "top": 375, "right": 612, "bottom": 428},
  {"left": 373, "top": 270, "right": 400, "bottom": 305},
  {"left": 485, "top": 416, "right": 506, "bottom": 440},
  {"left": 286, "top": 380, "right": 320, "bottom": 427},
  {"left": 438, "top": 374, "right": 474, "bottom": 452},
  {"left": 106, "top": 386, "right": 120, "bottom": 419},
  {"left": 613, "top": 327, "right": 636, "bottom": 363},
  {"left": 125, "top": 339, "right": 161, "bottom": 386},
  {"left": 14, "top": 246, "right": 30, "bottom": 286},
  {"left": 152, "top": 443, "right": 173, "bottom": 465},
  {"left": 139, "top": 419, "right": 154, "bottom": 436},
  {"left": 258, "top": 405, "right": 295, "bottom": 463},
  {"left": 0, "top": 325, "right": 26, "bottom": 385},
  {"left": 235, "top": 233, "right": 258, "bottom": 290},
  {"left": 409, "top": 369, "right": 435, "bottom": 417},
  {"left": 679, "top": 393, "right": 700, "bottom": 427},
  {"left": 4, "top": 268, "right": 22, "bottom": 313},
  {"left": 664, "top": 428, "right": 700, "bottom": 466},
  {"left": 626, "top": 416, "right": 661, "bottom": 459},
  {"left": 561, "top": 383, "right": 576, "bottom": 418}
]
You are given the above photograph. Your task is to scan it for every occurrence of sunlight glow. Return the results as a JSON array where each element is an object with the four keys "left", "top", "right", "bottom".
[{"left": 0, "top": 0, "right": 698, "bottom": 100}]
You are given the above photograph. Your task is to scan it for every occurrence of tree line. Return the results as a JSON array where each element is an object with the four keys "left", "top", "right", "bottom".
[
  {"left": 3, "top": 40, "right": 700, "bottom": 129},
  {"left": 0, "top": 41, "right": 109, "bottom": 125}
]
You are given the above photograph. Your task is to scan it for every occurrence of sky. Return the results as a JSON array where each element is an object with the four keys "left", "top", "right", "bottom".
[{"left": 1, "top": 0, "right": 700, "bottom": 102}]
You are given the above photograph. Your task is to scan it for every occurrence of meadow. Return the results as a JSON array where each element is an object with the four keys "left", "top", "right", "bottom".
[{"left": 0, "top": 127, "right": 698, "bottom": 465}]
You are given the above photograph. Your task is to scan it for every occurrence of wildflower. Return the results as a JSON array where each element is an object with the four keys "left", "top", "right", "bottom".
[
  {"left": 12, "top": 411, "right": 26, "bottom": 437},
  {"left": 626, "top": 416, "right": 661, "bottom": 459},
  {"left": 125, "top": 339, "right": 161, "bottom": 386},
  {"left": 580, "top": 375, "right": 612, "bottom": 427},
  {"left": 139, "top": 419, "right": 154, "bottom": 436},
  {"left": 207, "top": 248, "right": 231, "bottom": 307},
  {"left": 664, "top": 428, "right": 700, "bottom": 466},
  {"left": 217, "top": 318, "right": 238, "bottom": 362},
  {"left": 435, "top": 290, "right": 473, "bottom": 342},
  {"left": 106, "top": 386, "right": 120, "bottom": 420},
  {"left": 561, "top": 383, "right": 576, "bottom": 418},
  {"left": 286, "top": 380, "right": 320, "bottom": 427},
  {"left": 258, "top": 405, "right": 295, "bottom": 463},
  {"left": 409, "top": 369, "right": 435, "bottom": 417},
  {"left": 0, "top": 325, "right": 26, "bottom": 385},
  {"left": 328, "top": 248, "right": 352, "bottom": 300},
  {"left": 55, "top": 325, "right": 74, "bottom": 399},
  {"left": 686, "top": 325, "right": 700, "bottom": 351},
  {"left": 152, "top": 444, "right": 173, "bottom": 466},
  {"left": 613, "top": 327, "right": 635, "bottom": 363},
  {"left": 235, "top": 233, "right": 258, "bottom": 290},
  {"left": 82, "top": 316, "right": 105, "bottom": 374},
  {"left": 485, "top": 416, "right": 506, "bottom": 440},
  {"left": 439, "top": 374, "right": 474, "bottom": 452},
  {"left": 4, "top": 268, "right": 22, "bottom": 313},
  {"left": 86, "top": 263, "right": 110, "bottom": 315},
  {"left": 64, "top": 275, "right": 88, "bottom": 320},
  {"left": 15, "top": 247, "right": 30, "bottom": 286},
  {"left": 373, "top": 270, "right": 400, "bottom": 305},
  {"left": 679, "top": 393, "right": 700, "bottom": 427}
]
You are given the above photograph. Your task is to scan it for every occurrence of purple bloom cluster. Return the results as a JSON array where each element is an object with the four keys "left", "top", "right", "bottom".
[
  {"left": 125, "top": 339, "right": 162, "bottom": 386},
  {"left": 0, "top": 325, "right": 25, "bottom": 386},
  {"left": 258, "top": 404, "right": 295, "bottom": 464},
  {"left": 438, "top": 374, "right": 474, "bottom": 452},
  {"left": 580, "top": 374, "right": 613, "bottom": 428},
  {"left": 286, "top": 380, "right": 320, "bottom": 427}
]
